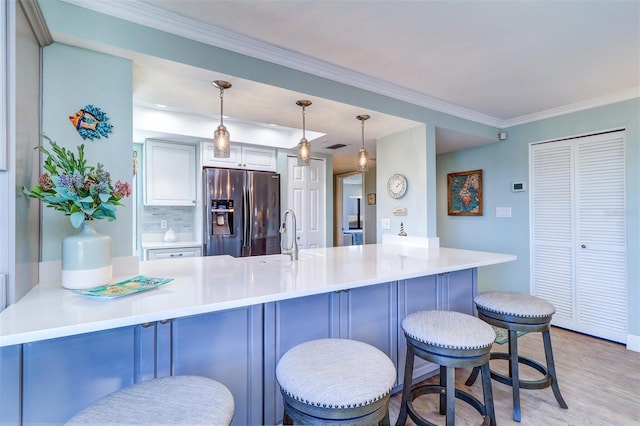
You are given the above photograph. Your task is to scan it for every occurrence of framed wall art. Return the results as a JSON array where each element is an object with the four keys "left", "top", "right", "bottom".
[
  {"left": 367, "top": 193, "right": 376, "bottom": 205},
  {"left": 447, "top": 169, "right": 483, "bottom": 216}
]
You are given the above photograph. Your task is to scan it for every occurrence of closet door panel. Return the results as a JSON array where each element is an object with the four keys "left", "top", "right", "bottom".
[
  {"left": 575, "top": 134, "right": 626, "bottom": 341},
  {"left": 531, "top": 142, "right": 575, "bottom": 325}
]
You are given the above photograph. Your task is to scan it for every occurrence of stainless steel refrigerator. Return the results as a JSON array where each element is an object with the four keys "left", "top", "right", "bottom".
[{"left": 203, "top": 168, "right": 281, "bottom": 257}]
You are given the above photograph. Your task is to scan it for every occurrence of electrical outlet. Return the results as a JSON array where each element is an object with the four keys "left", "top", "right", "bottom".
[
  {"left": 381, "top": 218, "right": 391, "bottom": 229},
  {"left": 160, "top": 220, "right": 168, "bottom": 229}
]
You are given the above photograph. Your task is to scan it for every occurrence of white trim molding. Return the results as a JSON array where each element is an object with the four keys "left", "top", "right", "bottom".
[{"left": 627, "top": 334, "right": 640, "bottom": 353}]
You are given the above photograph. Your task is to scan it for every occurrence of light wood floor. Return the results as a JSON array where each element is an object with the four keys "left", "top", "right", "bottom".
[{"left": 388, "top": 327, "right": 640, "bottom": 425}]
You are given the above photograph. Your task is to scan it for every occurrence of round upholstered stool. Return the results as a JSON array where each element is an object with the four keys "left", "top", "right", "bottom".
[
  {"left": 465, "top": 291, "right": 568, "bottom": 422},
  {"left": 396, "top": 310, "right": 496, "bottom": 426},
  {"left": 276, "top": 338, "right": 396, "bottom": 425},
  {"left": 65, "top": 375, "right": 234, "bottom": 425}
]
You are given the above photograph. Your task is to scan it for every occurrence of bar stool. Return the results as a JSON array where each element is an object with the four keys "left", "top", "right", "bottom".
[
  {"left": 396, "top": 310, "right": 496, "bottom": 426},
  {"left": 465, "top": 291, "right": 568, "bottom": 422},
  {"left": 276, "top": 338, "right": 396, "bottom": 425},
  {"left": 65, "top": 375, "right": 234, "bottom": 425}
]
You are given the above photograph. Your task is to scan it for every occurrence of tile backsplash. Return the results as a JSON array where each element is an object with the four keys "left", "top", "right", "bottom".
[{"left": 143, "top": 206, "right": 194, "bottom": 233}]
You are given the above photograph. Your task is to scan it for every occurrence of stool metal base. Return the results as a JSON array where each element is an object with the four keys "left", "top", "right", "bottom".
[
  {"left": 466, "top": 308, "right": 568, "bottom": 422},
  {"left": 396, "top": 339, "right": 495, "bottom": 426}
]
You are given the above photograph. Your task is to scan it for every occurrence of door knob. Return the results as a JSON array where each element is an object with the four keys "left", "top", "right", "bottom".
[{"left": 581, "top": 244, "right": 587, "bottom": 248}]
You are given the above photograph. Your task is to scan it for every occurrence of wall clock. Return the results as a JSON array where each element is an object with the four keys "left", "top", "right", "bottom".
[{"left": 387, "top": 174, "right": 407, "bottom": 199}]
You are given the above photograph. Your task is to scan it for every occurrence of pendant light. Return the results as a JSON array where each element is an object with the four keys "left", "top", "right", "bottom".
[
  {"left": 356, "top": 114, "right": 370, "bottom": 172},
  {"left": 296, "top": 100, "right": 312, "bottom": 166},
  {"left": 212, "top": 80, "right": 232, "bottom": 158}
]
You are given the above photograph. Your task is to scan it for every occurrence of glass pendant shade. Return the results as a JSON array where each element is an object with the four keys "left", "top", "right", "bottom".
[
  {"left": 356, "top": 114, "right": 370, "bottom": 173},
  {"left": 296, "top": 100, "right": 312, "bottom": 166},
  {"left": 297, "top": 138, "right": 311, "bottom": 166},
  {"left": 357, "top": 148, "right": 369, "bottom": 172},
  {"left": 214, "top": 125, "right": 230, "bottom": 158},
  {"left": 212, "top": 80, "right": 232, "bottom": 158}
]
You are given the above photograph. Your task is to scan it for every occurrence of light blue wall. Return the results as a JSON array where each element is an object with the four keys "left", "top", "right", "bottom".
[
  {"left": 437, "top": 98, "right": 640, "bottom": 336},
  {"left": 42, "top": 43, "right": 134, "bottom": 260},
  {"left": 376, "top": 125, "right": 429, "bottom": 240}
]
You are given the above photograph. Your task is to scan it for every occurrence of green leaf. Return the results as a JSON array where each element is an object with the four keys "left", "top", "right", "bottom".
[
  {"left": 100, "top": 202, "right": 116, "bottom": 211},
  {"left": 70, "top": 212, "right": 85, "bottom": 228},
  {"left": 98, "top": 193, "right": 111, "bottom": 203}
]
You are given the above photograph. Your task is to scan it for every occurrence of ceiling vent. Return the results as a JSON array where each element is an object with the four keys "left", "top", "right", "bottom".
[{"left": 325, "top": 143, "right": 347, "bottom": 150}]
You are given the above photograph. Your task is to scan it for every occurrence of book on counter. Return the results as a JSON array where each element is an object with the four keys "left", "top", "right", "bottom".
[{"left": 71, "top": 275, "right": 174, "bottom": 299}]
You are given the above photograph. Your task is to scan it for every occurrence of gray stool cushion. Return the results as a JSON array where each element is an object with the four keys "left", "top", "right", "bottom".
[
  {"left": 475, "top": 291, "right": 555, "bottom": 318},
  {"left": 276, "top": 338, "right": 396, "bottom": 409},
  {"left": 402, "top": 310, "right": 495, "bottom": 350},
  {"left": 66, "top": 375, "right": 234, "bottom": 425}
]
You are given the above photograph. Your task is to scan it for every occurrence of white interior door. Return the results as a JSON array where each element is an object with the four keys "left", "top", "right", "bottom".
[
  {"left": 287, "top": 156, "right": 326, "bottom": 249},
  {"left": 531, "top": 131, "right": 627, "bottom": 343}
]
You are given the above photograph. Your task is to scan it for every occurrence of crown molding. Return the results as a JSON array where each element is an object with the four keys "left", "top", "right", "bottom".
[
  {"left": 62, "top": 0, "right": 639, "bottom": 131},
  {"left": 19, "top": 0, "right": 53, "bottom": 47},
  {"left": 504, "top": 88, "right": 640, "bottom": 128}
]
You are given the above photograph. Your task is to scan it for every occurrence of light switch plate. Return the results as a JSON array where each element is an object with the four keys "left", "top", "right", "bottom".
[
  {"left": 496, "top": 207, "right": 512, "bottom": 218},
  {"left": 381, "top": 218, "right": 391, "bottom": 229}
]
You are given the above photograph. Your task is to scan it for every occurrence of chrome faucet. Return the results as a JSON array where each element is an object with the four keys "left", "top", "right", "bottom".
[{"left": 280, "top": 209, "right": 299, "bottom": 261}]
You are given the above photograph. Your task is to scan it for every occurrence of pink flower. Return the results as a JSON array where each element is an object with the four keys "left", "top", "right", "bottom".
[
  {"left": 114, "top": 180, "right": 132, "bottom": 198},
  {"left": 39, "top": 173, "right": 53, "bottom": 191}
]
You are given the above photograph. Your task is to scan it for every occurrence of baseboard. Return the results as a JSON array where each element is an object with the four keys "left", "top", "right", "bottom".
[{"left": 626, "top": 334, "right": 640, "bottom": 352}]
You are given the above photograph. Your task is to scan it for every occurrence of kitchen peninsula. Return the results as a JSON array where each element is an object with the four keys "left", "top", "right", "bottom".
[{"left": 0, "top": 244, "right": 515, "bottom": 425}]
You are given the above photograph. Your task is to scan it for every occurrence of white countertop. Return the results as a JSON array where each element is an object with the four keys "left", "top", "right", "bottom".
[{"left": 0, "top": 245, "right": 516, "bottom": 347}]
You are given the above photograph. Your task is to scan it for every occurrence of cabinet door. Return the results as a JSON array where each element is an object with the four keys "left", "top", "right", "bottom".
[
  {"left": 0, "top": 345, "right": 20, "bottom": 424},
  {"left": 22, "top": 326, "right": 148, "bottom": 423},
  {"left": 242, "top": 145, "right": 277, "bottom": 171},
  {"left": 338, "top": 282, "right": 397, "bottom": 367},
  {"left": 437, "top": 268, "right": 476, "bottom": 314},
  {"left": 263, "top": 293, "right": 338, "bottom": 425},
  {"left": 397, "top": 275, "right": 439, "bottom": 387},
  {"left": 144, "top": 140, "right": 196, "bottom": 206},
  {"left": 202, "top": 141, "right": 242, "bottom": 168},
  {"left": 171, "top": 305, "right": 263, "bottom": 426}
]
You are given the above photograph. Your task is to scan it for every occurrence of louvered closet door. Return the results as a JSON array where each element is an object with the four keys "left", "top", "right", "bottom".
[
  {"left": 575, "top": 134, "right": 626, "bottom": 342},
  {"left": 531, "top": 131, "right": 627, "bottom": 343},
  {"left": 531, "top": 141, "right": 575, "bottom": 326}
]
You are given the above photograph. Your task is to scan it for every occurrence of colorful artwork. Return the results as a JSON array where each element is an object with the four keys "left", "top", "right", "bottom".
[
  {"left": 447, "top": 169, "right": 483, "bottom": 216},
  {"left": 69, "top": 105, "right": 113, "bottom": 140}
]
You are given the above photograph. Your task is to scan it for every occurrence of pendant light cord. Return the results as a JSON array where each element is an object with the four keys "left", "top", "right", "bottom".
[{"left": 219, "top": 88, "right": 225, "bottom": 126}]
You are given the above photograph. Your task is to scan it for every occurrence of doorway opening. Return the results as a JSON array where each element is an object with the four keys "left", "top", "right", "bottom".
[{"left": 335, "top": 172, "right": 364, "bottom": 246}]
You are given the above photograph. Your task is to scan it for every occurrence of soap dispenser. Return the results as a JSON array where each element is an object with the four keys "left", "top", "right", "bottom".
[{"left": 163, "top": 228, "right": 177, "bottom": 242}]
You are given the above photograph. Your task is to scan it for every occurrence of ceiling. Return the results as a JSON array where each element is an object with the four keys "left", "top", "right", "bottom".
[{"left": 63, "top": 0, "right": 639, "bottom": 174}]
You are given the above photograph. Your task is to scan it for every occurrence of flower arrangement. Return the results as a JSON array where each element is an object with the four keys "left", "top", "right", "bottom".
[{"left": 23, "top": 135, "right": 131, "bottom": 228}]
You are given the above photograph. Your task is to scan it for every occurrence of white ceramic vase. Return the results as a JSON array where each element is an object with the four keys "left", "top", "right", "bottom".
[{"left": 61, "top": 221, "right": 113, "bottom": 289}]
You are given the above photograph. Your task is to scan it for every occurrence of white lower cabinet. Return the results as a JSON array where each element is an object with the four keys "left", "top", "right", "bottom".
[{"left": 145, "top": 246, "right": 202, "bottom": 261}]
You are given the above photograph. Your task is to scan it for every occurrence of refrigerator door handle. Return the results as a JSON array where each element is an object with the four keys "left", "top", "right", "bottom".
[
  {"left": 243, "top": 186, "right": 250, "bottom": 249},
  {"left": 246, "top": 184, "right": 254, "bottom": 250}
]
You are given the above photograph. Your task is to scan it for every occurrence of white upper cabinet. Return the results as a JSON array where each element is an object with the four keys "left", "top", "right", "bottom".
[
  {"left": 144, "top": 140, "right": 197, "bottom": 206},
  {"left": 202, "top": 142, "right": 276, "bottom": 171}
]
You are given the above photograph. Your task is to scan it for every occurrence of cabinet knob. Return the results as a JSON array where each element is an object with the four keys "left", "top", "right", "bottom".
[
  {"left": 581, "top": 244, "right": 587, "bottom": 249},
  {"left": 170, "top": 253, "right": 184, "bottom": 257}
]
